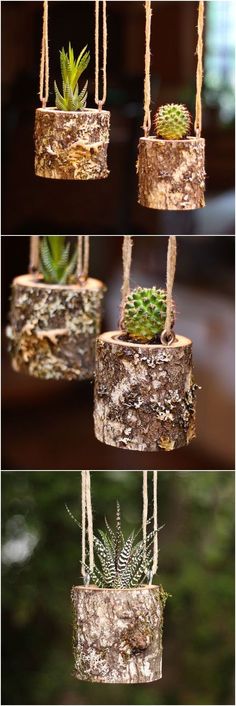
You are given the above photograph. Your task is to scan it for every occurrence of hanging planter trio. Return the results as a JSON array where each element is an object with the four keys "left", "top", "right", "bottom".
[
  {"left": 35, "top": 0, "right": 110, "bottom": 180},
  {"left": 70, "top": 470, "right": 168, "bottom": 684},
  {"left": 7, "top": 236, "right": 105, "bottom": 381}
]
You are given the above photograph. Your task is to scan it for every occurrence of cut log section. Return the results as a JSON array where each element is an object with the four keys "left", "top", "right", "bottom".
[
  {"left": 7, "top": 274, "right": 105, "bottom": 381},
  {"left": 34, "top": 107, "right": 110, "bottom": 180},
  {"left": 71, "top": 585, "right": 164, "bottom": 683},
  {"left": 94, "top": 331, "right": 198, "bottom": 451},
  {"left": 138, "top": 136, "right": 205, "bottom": 210}
]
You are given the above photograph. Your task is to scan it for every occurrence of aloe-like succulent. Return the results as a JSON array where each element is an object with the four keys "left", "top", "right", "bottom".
[
  {"left": 54, "top": 43, "right": 90, "bottom": 111},
  {"left": 40, "top": 237, "right": 77, "bottom": 285},
  {"left": 154, "top": 103, "right": 191, "bottom": 140},
  {"left": 122, "top": 286, "right": 175, "bottom": 343},
  {"left": 66, "top": 501, "right": 163, "bottom": 588}
]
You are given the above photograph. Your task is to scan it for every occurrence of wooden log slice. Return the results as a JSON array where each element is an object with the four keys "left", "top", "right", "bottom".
[
  {"left": 34, "top": 107, "right": 110, "bottom": 180},
  {"left": 7, "top": 274, "right": 105, "bottom": 381},
  {"left": 138, "top": 136, "right": 205, "bottom": 210},
  {"left": 94, "top": 331, "right": 198, "bottom": 451},
  {"left": 71, "top": 585, "right": 164, "bottom": 683}
]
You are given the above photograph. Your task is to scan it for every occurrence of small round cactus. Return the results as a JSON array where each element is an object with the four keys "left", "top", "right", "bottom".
[
  {"left": 122, "top": 287, "right": 175, "bottom": 342},
  {"left": 154, "top": 104, "right": 191, "bottom": 140}
]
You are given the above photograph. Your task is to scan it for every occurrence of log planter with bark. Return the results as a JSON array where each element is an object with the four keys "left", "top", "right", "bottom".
[
  {"left": 7, "top": 274, "right": 105, "bottom": 381},
  {"left": 94, "top": 331, "right": 198, "bottom": 451},
  {"left": 71, "top": 584, "right": 165, "bottom": 683},
  {"left": 34, "top": 107, "right": 110, "bottom": 180},
  {"left": 137, "top": 136, "right": 205, "bottom": 210}
]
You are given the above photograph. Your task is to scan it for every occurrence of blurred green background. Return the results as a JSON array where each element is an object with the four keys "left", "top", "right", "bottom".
[{"left": 2, "top": 471, "right": 235, "bottom": 706}]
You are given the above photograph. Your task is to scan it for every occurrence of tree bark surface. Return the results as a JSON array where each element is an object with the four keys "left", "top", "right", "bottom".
[
  {"left": 71, "top": 585, "right": 163, "bottom": 683},
  {"left": 94, "top": 331, "right": 198, "bottom": 451},
  {"left": 34, "top": 108, "right": 110, "bottom": 180},
  {"left": 7, "top": 274, "right": 105, "bottom": 381},
  {"left": 138, "top": 136, "right": 205, "bottom": 210}
]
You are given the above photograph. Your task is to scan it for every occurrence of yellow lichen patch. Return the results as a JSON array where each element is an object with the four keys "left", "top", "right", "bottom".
[
  {"left": 186, "top": 421, "right": 196, "bottom": 445},
  {"left": 158, "top": 437, "right": 175, "bottom": 451}
]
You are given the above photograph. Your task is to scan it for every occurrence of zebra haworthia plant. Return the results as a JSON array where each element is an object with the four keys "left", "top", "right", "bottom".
[
  {"left": 40, "top": 237, "right": 78, "bottom": 285},
  {"left": 54, "top": 43, "right": 90, "bottom": 111},
  {"left": 66, "top": 501, "right": 163, "bottom": 589}
]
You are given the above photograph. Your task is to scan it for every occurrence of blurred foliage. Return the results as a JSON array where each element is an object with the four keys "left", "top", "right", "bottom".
[{"left": 2, "top": 471, "right": 234, "bottom": 705}]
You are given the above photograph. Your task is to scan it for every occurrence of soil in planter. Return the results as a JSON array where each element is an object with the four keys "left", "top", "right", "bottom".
[{"left": 7, "top": 274, "right": 105, "bottom": 381}]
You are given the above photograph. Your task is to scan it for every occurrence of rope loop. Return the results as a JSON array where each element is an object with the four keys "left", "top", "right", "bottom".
[
  {"left": 77, "top": 236, "right": 90, "bottom": 284},
  {"left": 39, "top": 0, "right": 49, "bottom": 108},
  {"left": 29, "top": 236, "right": 40, "bottom": 275},
  {"left": 81, "top": 470, "right": 94, "bottom": 583},
  {"left": 161, "top": 236, "right": 177, "bottom": 346},
  {"left": 143, "top": 0, "right": 152, "bottom": 137},
  {"left": 194, "top": 0, "right": 205, "bottom": 137},
  {"left": 95, "top": 0, "right": 107, "bottom": 109},
  {"left": 142, "top": 470, "right": 159, "bottom": 583}
]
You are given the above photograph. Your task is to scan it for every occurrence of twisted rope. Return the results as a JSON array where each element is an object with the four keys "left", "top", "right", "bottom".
[
  {"left": 29, "top": 236, "right": 40, "bottom": 274},
  {"left": 77, "top": 236, "right": 90, "bottom": 283},
  {"left": 39, "top": 0, "right": 49, "bottom": 108},
  {"left": 194, "top": 0, "right": 205, "bottom": 137},
  {"left": 81, "top": 470, "right": 94, "bottom": 580},
  {"left": 95, "top": 0, "right": 107, "bottom": 110},
  {"left": 161, "top": 236, "right": 177, "bottom": 346},
  {"left": 143, "top": 0, "right": 152, "bottom": 137}
]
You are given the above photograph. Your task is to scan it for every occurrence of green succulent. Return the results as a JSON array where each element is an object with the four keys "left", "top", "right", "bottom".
[
  {"left": 40, "top": 237, "right": 77, "bottom": 285},
  {"left": 122, "top": 286, "right": 174, "bottom": 342},
  {"left": 66, "top": 501, "right": 163, "bottom": 589},
  {"left": 154, "top": 103, "right": 191, "bottom": 140},
  {"left": 54, "top": 43, "right": 90, "bottom": 111}
]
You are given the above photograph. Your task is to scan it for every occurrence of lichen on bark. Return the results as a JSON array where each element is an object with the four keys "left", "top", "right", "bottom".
[
  {"left": 94, "top": 331, "right": 198, "bottom": 451},
  {"left": 7, "top": 275, "right": 105, "bottom": 381},
  {"left": 138, "top": 136, "right": 205, "bottom": 210},
  {"left": 71, "top": 585, "right": 163, "bottom": 683}
]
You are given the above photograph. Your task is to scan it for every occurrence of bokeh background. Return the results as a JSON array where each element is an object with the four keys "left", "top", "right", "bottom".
[
  {"left": 2, "top": 235, "right": 235, "bottom": 471},
  {"left": 2, "top": 470, "right": 235, "bottom": 706},
  {"left": 2, "top": 0, "right": 235, "bottom": 235}
]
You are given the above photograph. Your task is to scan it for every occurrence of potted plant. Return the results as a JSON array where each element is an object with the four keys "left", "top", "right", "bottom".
[
  {"left": 7, "top": 237, "right": 106, "bottom": 381},
  {"left": 35, "top": 43, "right": 110, "bottom": 180},
  {"left": 94, "top": 284, "right": 199, "bottom": 451},
  {"left": 70, "top": 501, "right": 168, "bottom": 683},
  {"left": 137, "top": 103, "right": 205, "bottom": 210}
]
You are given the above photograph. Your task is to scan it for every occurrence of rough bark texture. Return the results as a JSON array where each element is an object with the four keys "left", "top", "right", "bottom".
[
  {"left": 71, "top": 585, "right": 163, "bottom": 683},
  {"left": 7, "top": 274, "right": 105, "bottom": 381},
  {"left": 94, "top": 331, "right": 198, "bottom": 451},
  {"left": 34, "top": 108, "right": 110, "bottom": 180},
  {"left": 138, "top": 136, "right": 205, "bottom": 210}
]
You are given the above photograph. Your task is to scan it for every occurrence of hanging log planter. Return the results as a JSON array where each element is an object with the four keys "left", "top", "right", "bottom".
[
  {"left": 138, "top": 1, "right": 206, "bottom": 210},
  {"left": 94, "top": 236, "right": 200, "bottom": 452},
  {"left": 35, "top": 0, "right": 110, "bottom": 181},
  {"left": 138, "top": 135, "right": 205, "bottom": 210},
  {"left": 94, "top": 331, "right": 197, "bottom": 451},
  {"left": 71, "top": 583, "right": 164, "bottom": 683},
  {"left": 35, "top": 108, "right": 110, "bottom": 180},
  {"left": 7, "top": 274, "right": 105, "bottom": 381}
]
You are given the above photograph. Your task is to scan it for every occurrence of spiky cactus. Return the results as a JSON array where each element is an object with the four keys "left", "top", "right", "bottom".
[
  {"left": 154, "top": 103, "right": 191, "bottom": 140},
  {"left": 66, "top": 501, "right": 163, "bottom": 589},
  {"left": 54, "top": 43, "right": 90, "bottom": 111},
  {"left": 40, "top": 237, "right": 77, "bottom": 285},
  {"left": 122, "top": 287, "right": 174, "bottom": 343}
]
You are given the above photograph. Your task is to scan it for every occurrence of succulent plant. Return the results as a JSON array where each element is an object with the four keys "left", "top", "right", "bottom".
[
  {"left": 40, "top": 237, "right": 77, "bottom": 285},
  {"left": 122, "top": 286, "right": 174, "bottom": 343},
  {"left": 54, "top": 43, "right": 90, "bottom": 111},
  {"left": 154, "top": 103, "right": 191, "bottom": 140},
  {"left": 66, "top": 501, "right": 163, "bottom": 589}
]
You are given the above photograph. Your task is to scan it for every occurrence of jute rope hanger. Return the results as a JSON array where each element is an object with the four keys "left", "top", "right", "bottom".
[
  {"left": 95, "top": 0, "right": 108, "bottom": 110},
  {"left": 143, "top": 0, "right": 205, "bottom": 138},
  {"left": 29, "top": 236, "right": 90, "bottom": 284},
  {"left": 39, "top": 0, "right": 107, "bottom": 110},
  {"left": 120, "top": 235, "right": 177, "bottom": 346},
  {"left": 81, "top": 469, "right": 158, "bottom": 585}
]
